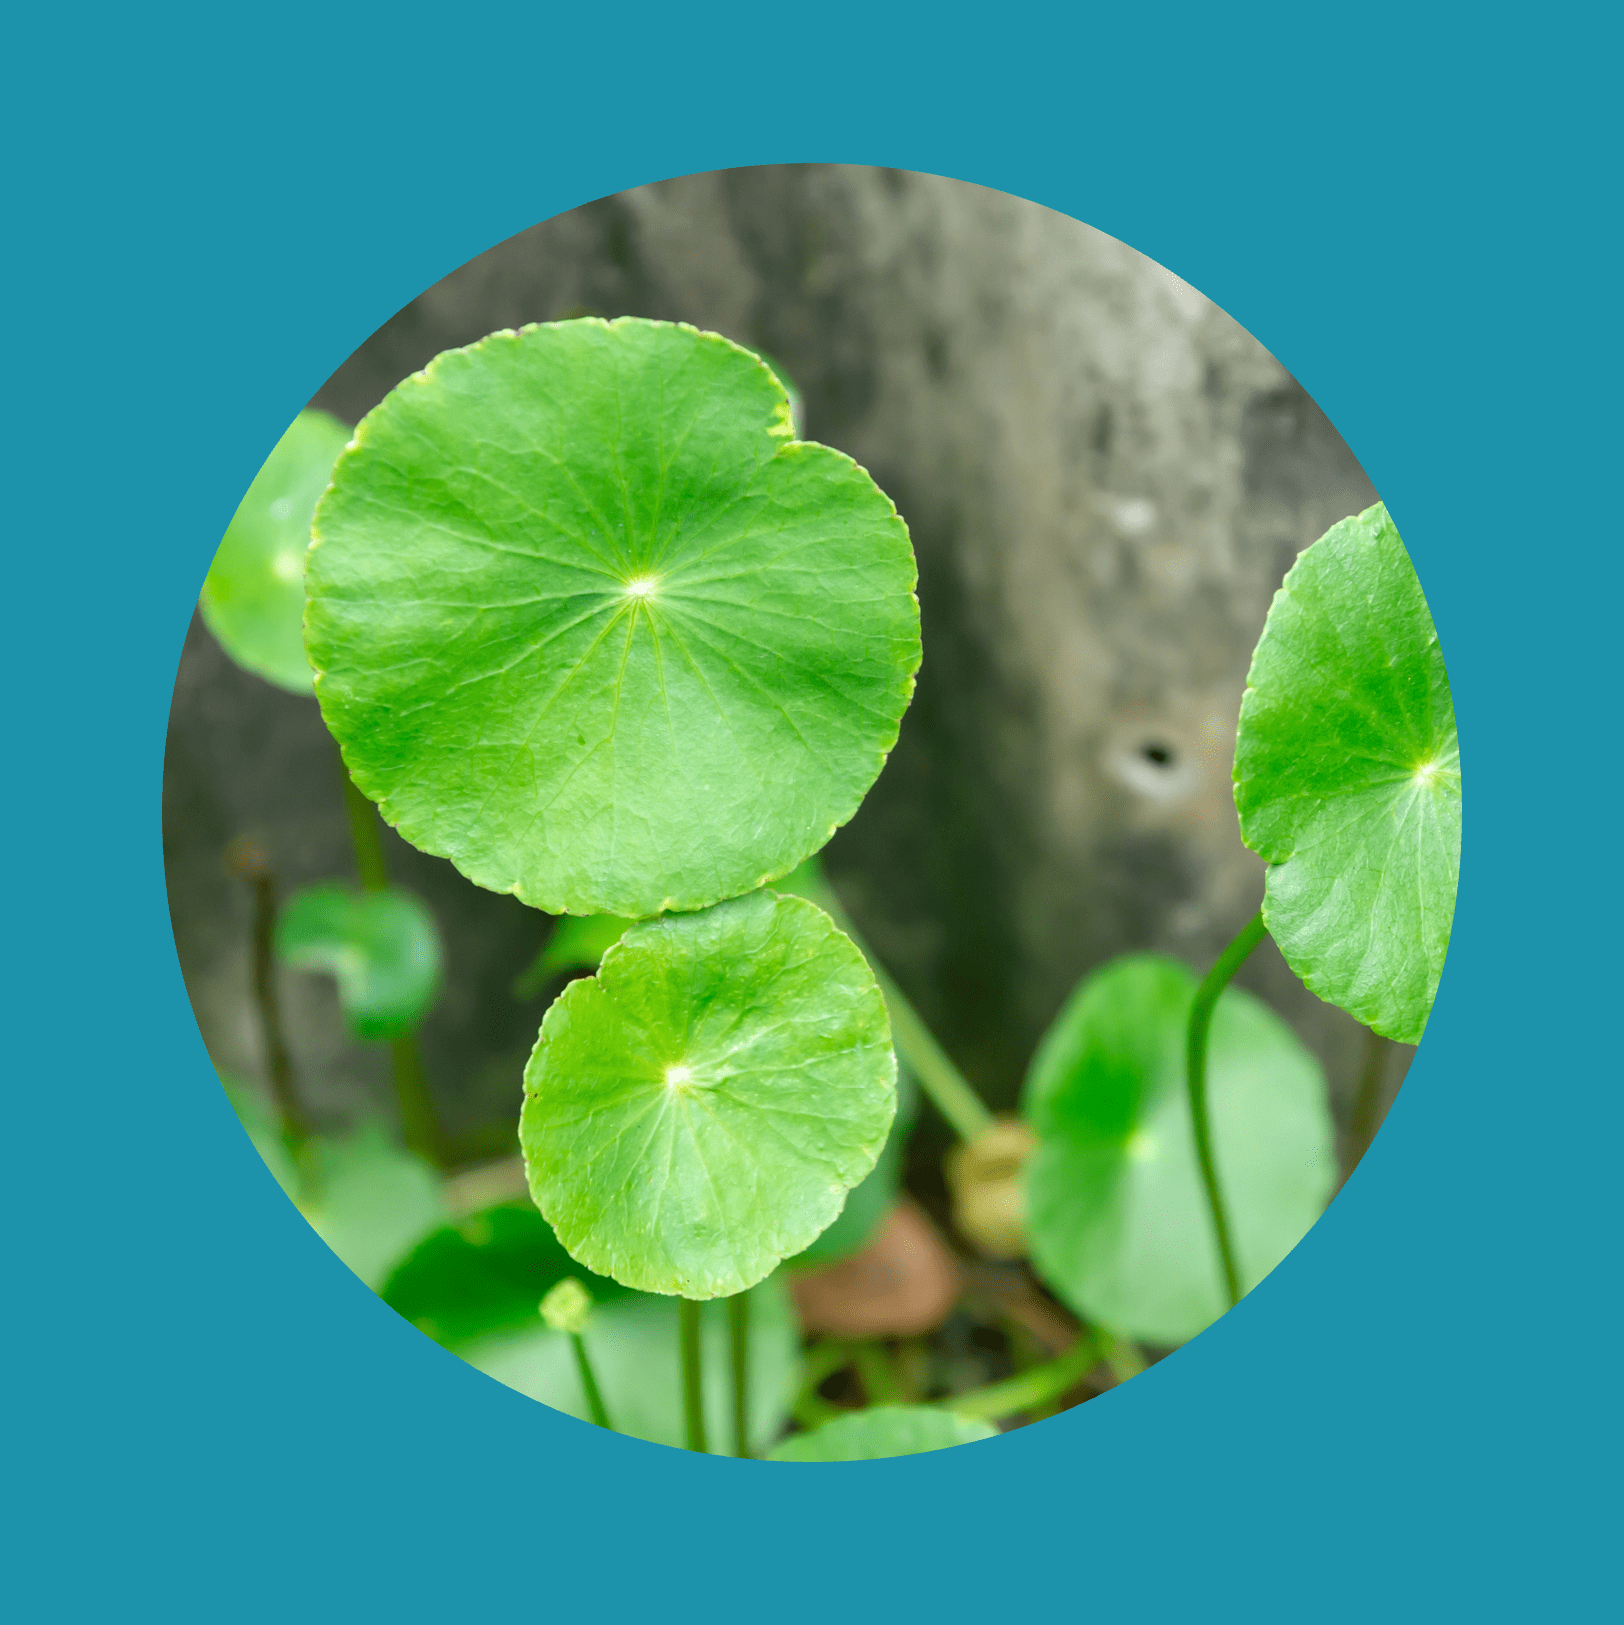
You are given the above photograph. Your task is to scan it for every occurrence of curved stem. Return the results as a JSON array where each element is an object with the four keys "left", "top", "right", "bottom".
[
  {"left": 679, "top": 1298, "right": 708, "bottom": 1453},
  {"left": 797, "top": 873, "right": 994, "bottom": 1142},
  {"left": 948, "top": 1329, "right": 1099, "bottom": 1422},
  {"left": 727, "top": 1293, "right": 750, "bottom": 1458},
  {"left": 571, "top": 1332, "right": 613, "bottom": 1431},
  {"left": 1187, "top": 910, "right": 1267, "bottom": 1309}
]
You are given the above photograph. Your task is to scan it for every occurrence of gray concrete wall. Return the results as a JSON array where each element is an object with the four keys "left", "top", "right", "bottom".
[{"left": 164, "top": 164, "right": 1409, "bottom": 1168}]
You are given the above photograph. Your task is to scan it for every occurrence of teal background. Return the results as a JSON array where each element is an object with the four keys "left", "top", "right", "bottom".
[{"left": 7, "top": 3, "right": 1614, "bottom": 1618}]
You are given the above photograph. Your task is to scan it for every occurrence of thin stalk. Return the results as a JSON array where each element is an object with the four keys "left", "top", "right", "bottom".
[
  {"left": 337, "top": 749, "right": 446, "bottom": 1167},
  {"left": 799, "top": 873, "right": 994, "bottom": 1142},
  {"left": 679, "top": 1297, "right": 708, "bottom": 1453},
  {"left": 340, "top": 759, "right": 390, "bottom": 893},
  {"left": 852, "top": 1340, "right": 905, "bottom": 1406},
  {"left": 1187, "top": 910, "right": 1267, "bottom": 1309},
  {"left": 793, "top": 1339, "right": 855, "bottom": 1429},
  {"left": 226, "top": 838, "right": 310, "bottom": 1151},
  {"left": 571, "top": 1332, "right": 613, "bottom": 1431},
  {"left": 727, "top": 1293, "right": 750, "bottom": 1458},
  {"left": 1099, "top": 1332, "right": 1147, "bottom": 1385},
  {"left": 947, "top": 1329, "right": 1099, "bottom": 1423}
]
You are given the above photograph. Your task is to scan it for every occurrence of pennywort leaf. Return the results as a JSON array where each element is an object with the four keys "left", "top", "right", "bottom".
[
  {"left": 201, "top": 409, "right": 349, "bottom": 693},
  {"left": 1023, "top": 955, "right": 1333, "bottom": 1346},
  {"left": 276, "top": 884, "right": 443, "bottom": 1042},
  {"left": 306, "top": 317, "right": 921, "bottom": 919},
  {"left": 520, "top": 889, "right": 896, "bottom": 1299},
  {"left": 1235, "top": 502, "right": 1460, "bottom": 1042},
  {"left": 766, "top": 1405, "right": 997, "bottom": 1462}
]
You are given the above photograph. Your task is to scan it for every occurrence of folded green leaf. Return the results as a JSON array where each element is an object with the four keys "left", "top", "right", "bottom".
[
  {"left": 1235, "top": 502, "right": 1460, "bottom": 1042},
  {"left": 201, "top": 409, "right": 349, "bottom": 693},
  {"left": 276, "top": 884, "right": 443, "bottom": 1042},
  {"left": 766, "top": 1405, "right": 997, "bottom": 1462},
  {"left": 1023, "top": 955, "right": 1333, "bottom": 1346},
  {"left": 521, "top": 889, "right": 896, "bottom": 1298},
  {"left": 306, "top": 317, "right": 921, "bottom": 918}
]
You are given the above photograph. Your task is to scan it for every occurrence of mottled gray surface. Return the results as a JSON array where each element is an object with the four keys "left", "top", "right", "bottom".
[{"left": 164, "top": 164, "right": 1409, "bottom": 1167}]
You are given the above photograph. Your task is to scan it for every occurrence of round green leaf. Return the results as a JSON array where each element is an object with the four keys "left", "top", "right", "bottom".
[
  {"left": 276, "top": 884, "right": 443, "bottom": 1042},
  {"left": 1023, "top": 955, "right": 1334, "bottom": 1347},
  {"left": 766, "top": 1405, "right": 997, "bottom": 1462},
  {"left": 463, "top": 1273, "right": 800, "bottom": 1457},
  {"left": 787, "top": 1060, "right": 917, "bottom": 1270},
  {"left": 306, "top": 317, "right": 921, "bottom": 919},
  {"left": 521, "top": 889, "right": 896, "bottom": 1299},
  {"left": 1235, "top": 502, "right": 1460, "bottom": 1043},
  {"left": 200, "top": 409, "right": 350, "bottom": 693},
  {"left": 381, "top": 1202, "right": 630, "bottom": 1349}
]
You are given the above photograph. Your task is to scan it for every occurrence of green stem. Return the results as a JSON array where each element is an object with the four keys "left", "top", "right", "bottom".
[
  {"left": 948, "top": 1330, "right": 1099, "bottom": 1422},
  {"left": 1187, "top": 910, "right": 1267, "bottom": 1309},
  {"left": 571, "top": 1332, "right": 614, "bottom": 1431},
  {"left": 852, "top": 1340, "right": 905, "bottom": 1406},
  {"left": 728, "top": 1293, "right": 750, "bottom": 1458},
  {"left": 799, "top": 874, "right": 994, "bottom": 1142},
  {"left": 340, "top": 757, "right": 390, "bottom": 893},
  {"left": 338, "top": 750, "right": 446, "bottom": 1168},
  {"left": 1099, "top": 1331, "right": 1147, "bottom": 1384},
  {"left": 679, "top": 1298, "right": 708, "bottom": 1454}
]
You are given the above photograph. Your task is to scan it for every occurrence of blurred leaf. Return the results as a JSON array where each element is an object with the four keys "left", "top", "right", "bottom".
[
  {"left": 521, "top": 891, "right": 895, "bottom": 1298},
  {"left": 1023, "top": 954, "right": 1333, "bottom": 1346},
  {"left": 276, "top": 884, "right": 443, "bottom": 1042},
  {"left": 766, "top": 1405, "right": 996, "bottom": 1462},
  {"left": 200, "top": 410, "right": 349, "bottom": 693},
  {"left": 1235, "top": 502, "right": 1459, "bottom": 1042},
  {"left": 511, "top": 914, "right": 634, "bottom": 999},
  {"left": 297, "top": 1124, "right": 449, "bottom": 1290},
  {"left": 381, "top": 1202, "right": 630, "bottom": 1348},
  {"left": 306, "top": 318, "right": 919, "bottom": 918},
  {"left": 462, "top": 1274, "right": 801, "bottom": 1457}
]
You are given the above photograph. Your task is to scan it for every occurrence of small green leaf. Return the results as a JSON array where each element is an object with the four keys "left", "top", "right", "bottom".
[
  {"left": 521, "top": 889, "right": 896, "bottom": 1298},
  {"left": 1023, "top": 955, "right": 1333, "bottom": 1346},
  {"left": 464, "top": 1273, "right": 800, "bottom": 1456},
  {"left": 276, "top": 884, "right": 443, "bottom": 1042},
  {"left": 766, "top": 1405, "right": 997, "bottom": 1462},
  {"left": 1235, "top": 502, "right": 1460, "bottom": 1042},
  {"left": 200, "top": 409, "right": 350, "bottom": 693},
  {"left": 306, "top": 317, "right": 920, "bottom": 919},
  {"left": 300, "top": 1124, "right": 449, "bottom": 1290},
  {"left": 381, "top": 1202, "right": 632, "bottom": 1348},
  {"left": 512, "top": 913, "right": 634, "bottom": 999}
]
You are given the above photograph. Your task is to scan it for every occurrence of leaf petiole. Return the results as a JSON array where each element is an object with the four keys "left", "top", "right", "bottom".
[
  {"left": 1186, "top": 910, "right": 1267, "bottom": 1308},
  {"left": 679, "top": 1297, "right": 708, "bottom": 1454}
]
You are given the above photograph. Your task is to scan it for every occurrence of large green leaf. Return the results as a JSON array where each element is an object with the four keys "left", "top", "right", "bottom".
[
  {"left": 766, "top": 1405, "right": 997, "bottom": 1462},
  {"left": 521, "top": 889, "right": 896, "bottom": 1298},
  {"left": 200, "top": 409, "right": 349, "bottom": 693},
  {"left": 1023, "top": 955, "right": 1333, "bottom": 1346},
  {"left": 276, "top": 884, "right": 443, "bottom": 1042},
  {"left": 1234, "top": 502, "right": 1460, "bottom": 1043},
  {"left": 305, "top": 317, "right": 920, "bottom": 919},
  {"left": 787, "top": 1060, "right": 917, "bottom": 1270},
  {"left": 381, "top": 1202, "right": 631, "bottom": 1348},
  {"left": 463, "top": 1273, "right": 800, "bottom": 1457}
]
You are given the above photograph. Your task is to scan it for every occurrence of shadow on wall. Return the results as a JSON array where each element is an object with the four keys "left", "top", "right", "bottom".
[{"left": 165, "top": 164, "right": 1408, "bottom": 1165}]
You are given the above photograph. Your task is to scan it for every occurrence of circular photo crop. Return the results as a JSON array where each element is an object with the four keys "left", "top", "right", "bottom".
[{"left": 166, "top": 165, "right": 1460, "bottom": 1461}]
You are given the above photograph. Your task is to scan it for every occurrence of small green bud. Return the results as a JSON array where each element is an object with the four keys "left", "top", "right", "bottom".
[{"left": 539, "top": 1276, "right": 593, "bottom": 1335}]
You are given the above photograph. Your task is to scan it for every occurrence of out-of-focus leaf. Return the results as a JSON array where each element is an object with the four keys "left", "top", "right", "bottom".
[
  {"left": 200, "top": 409, "right": 350, "bottom": 693},
  {"left": 766, "top": 1405, "right": 996, "bottom": 1462},
  {"left": 276, "top": 884, "right": 443, "bottom": 1042}
]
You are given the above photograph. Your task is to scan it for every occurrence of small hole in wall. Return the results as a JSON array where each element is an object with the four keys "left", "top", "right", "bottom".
[{"left": 1140, "top": 742, "right": 1177, "bottom": 768}]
